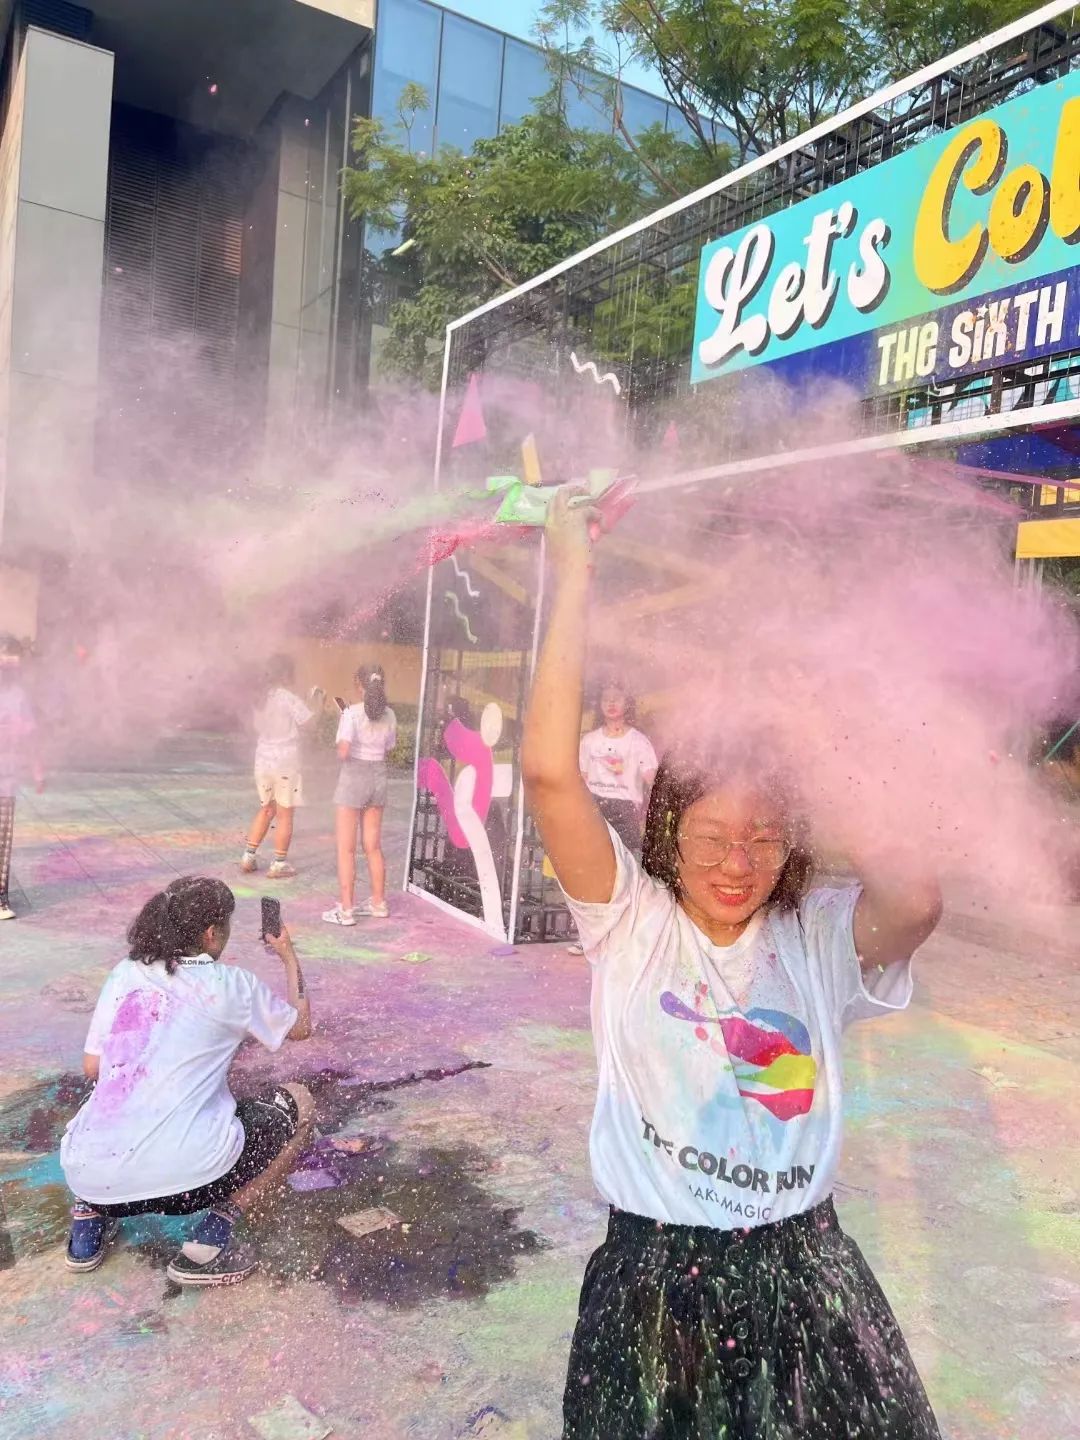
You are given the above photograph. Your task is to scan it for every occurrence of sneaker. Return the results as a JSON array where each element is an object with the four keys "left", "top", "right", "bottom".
[
  {"left": 65, "top": 1206, "right": 120, "bottom": 1273},
  {"left": 355, "top": 899, "right": 390, "bottom": 919},
  {"left": 266, "top": 859, "right": 297, "bottom": 879},
  {"left": 0, "top": 904, "right": 15, "bottom": 921},
  {"left": 567, "top": 942, "right": 585, "bottom": 956},
  {"left": 240, "top": 852, "right": 258, "bottom": 874},
  {"left": 322, "top": 903, "right": 357, "bottom": 926},
  {"left": 166, "top": 1238, "right": 258, "bottom": 1288}
]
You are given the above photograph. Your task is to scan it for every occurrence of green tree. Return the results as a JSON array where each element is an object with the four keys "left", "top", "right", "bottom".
[
  {"left": 342, "top": 86, "right": 718, "bottom": 386},
  {"left": 344, "top": 0, "right": 1033, "bottom": 385},
  {"left": 586, "top": 0, "right": 1033, "bottom": 163}
]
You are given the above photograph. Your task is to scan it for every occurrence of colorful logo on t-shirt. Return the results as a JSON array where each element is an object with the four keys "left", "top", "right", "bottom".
[
  {"left": 660, "top": 985, "right": 817, "bottom": 1121},
  {"left": 602, "top": 752, "right": 625, "bottom": 776}
]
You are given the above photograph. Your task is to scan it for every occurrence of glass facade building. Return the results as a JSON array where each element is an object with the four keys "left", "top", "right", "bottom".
[
  {"left": 371, "top": 0, "right": 689, "bottom": 168},
  {"left": 0, "top": 0, "right": 714, "bottom": 638}
]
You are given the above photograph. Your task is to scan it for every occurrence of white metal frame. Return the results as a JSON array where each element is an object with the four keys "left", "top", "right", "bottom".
[{"left": 637, "top": 397, "right": 1080, "bottom": 495}]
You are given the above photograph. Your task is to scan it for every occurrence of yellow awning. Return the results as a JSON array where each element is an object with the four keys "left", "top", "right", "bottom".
[{"left": 1016, "top": 517, "right": 1080, "bottom": 559}]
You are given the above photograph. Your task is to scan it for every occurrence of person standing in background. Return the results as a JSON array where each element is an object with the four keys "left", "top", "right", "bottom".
[
  {"left": 323, "top": 665, "right": 397, "bottom": 925},
  {"left": 0, "top": 635, "right": 44, "bottom": 921},
  {"left": 241, "top": 656, "right": 314, "bottom": 880},
  {"left": 579, "top": 679, "right": 658, "bottom": 853},
  {"left": 1033, "top": 716, "right": 1080, "bottom": 897}
]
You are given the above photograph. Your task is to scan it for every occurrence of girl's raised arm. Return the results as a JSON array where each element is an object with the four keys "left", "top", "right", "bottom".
[{"left": 522, "top": 490, "right": 616, "bottom": 904}]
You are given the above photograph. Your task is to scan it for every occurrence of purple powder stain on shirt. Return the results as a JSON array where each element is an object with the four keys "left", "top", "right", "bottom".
[{"left": 94, "top": 989, "right": 164, "bottom": 1114}]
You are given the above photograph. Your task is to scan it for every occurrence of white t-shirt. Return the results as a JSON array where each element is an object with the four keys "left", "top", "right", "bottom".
[
  {"left": 579, "top": 726, "right": 658, "bottom": 807},
  {"left": 337, "top": 704, "right": 397, "bottom": 763},
  {"left": 563, "top": 829, "right": 916, "bottom": 1229},
  {"left": 60, "top": 957, "right": 298, "bottom": 1204},
  {"left": 253, "top": 687, "right": 312, "bottom": 774}
]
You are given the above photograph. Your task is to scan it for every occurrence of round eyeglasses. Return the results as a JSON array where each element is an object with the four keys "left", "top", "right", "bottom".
[{"left": 677, "top": 830, "right": 792, "bottom": 871}]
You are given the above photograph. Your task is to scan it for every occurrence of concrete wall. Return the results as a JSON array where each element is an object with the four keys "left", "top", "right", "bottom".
[
  {"left": 288, "top": 638, "right": 422, "bottom": 708},
  {"left": 0, "top": 559, "right": 39, "bottom": 639},
  {"left": 0, "top": 28, "right": 113, "bottom": 554},
  {"left": 297, "top": 0, "right": 374, "bottom": 24}
]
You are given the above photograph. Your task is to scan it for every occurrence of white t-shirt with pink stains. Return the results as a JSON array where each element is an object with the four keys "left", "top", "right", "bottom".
[
  {"left": 60, "top": 957, "right": 297, "bottom": 1204},
  {"left": 562, "top": 828, "right": 917, "bottom": 1229}
]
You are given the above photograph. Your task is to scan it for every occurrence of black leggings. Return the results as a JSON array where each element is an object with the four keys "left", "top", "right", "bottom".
[
  {"left": 83, "top": 1089, "right": 300, "bottom": 1219},
  {"left": 563, "top": 1199, "right": 940, "bottom": 1440},
  {"left": 595, "top": 798, "right": 643, "bottom": 855},
  {"left": 0, "top": 796, "right": 13, "bottom": 905}
]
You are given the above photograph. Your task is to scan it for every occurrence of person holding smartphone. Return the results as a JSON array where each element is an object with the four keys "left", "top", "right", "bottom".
[
  {"left": 60, "top": 876, "right": 314, "bottom": 1287},
  {"left": 242, "top": 655, "right": 316, "bottom": 879}
]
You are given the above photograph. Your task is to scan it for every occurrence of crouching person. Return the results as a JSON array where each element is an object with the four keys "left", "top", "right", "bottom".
[{"left": 59, "top": 876, "right": 314, "bottom": 1287}]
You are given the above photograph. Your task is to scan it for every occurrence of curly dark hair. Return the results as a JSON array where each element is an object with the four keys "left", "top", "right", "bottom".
[
  {"left": 641, "top": 745, "right": 813, "bottom": 911},
  {"left": 127, "top": 876, "right": 235, "bottom": 975}
]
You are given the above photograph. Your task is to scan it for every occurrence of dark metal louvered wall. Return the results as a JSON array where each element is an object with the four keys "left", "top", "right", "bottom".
[{"left": 98, "top": 107, "right": 252, "bottom": 477}]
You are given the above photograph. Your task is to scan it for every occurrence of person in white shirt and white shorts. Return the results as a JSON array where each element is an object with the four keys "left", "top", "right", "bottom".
[{"left": 242, "top": 655, "right": 315, "bottom": 880}]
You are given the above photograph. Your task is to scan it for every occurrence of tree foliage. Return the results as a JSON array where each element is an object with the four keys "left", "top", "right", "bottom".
[
  {"left": 344, "top": 0, "right": 1033, "bottom": 385},
  {"left": 342, "top": 85, "right": 718, "bottom": 386},
  {"left": 589, "top": 0, "right": 1032, "bottom": 162}
]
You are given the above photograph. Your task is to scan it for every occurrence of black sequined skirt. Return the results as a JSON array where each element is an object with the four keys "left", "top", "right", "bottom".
[{"left": 563, "top": 1198, "right": 940, "bottom": 1440}]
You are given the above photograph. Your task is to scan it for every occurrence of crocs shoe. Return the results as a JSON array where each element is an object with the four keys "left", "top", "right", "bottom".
[
  {"left": 65, "top": 1205, "right": 121, "bottom": 1272},
  {"left": 240, "top": 852, "right": 258, "bottom": 874},
  {"left": 354, "top": 899, "right": 389, "bottom": 919},
  {"left": 166, "top": 1238, "right": 258, "bottom": 1288},
  {"left": 266, "top": 859, "right": 297, "bottom": 879},
  {"left": 322, "top": 904, "right": 357, "bottom": 926},
  {"left": 0, "top": 903, "right": 15, "bottom": 921}
]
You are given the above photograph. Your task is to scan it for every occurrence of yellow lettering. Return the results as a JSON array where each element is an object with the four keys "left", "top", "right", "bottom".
[
  {"left": 1050, "top": 96, "right": 1080, "bottom": 242},
  {"left": 915, "top": 120, "right": 1006, "bottom": 294},
  {"left": 988, "top": 164, "right": 1049, "bottom": 263}
]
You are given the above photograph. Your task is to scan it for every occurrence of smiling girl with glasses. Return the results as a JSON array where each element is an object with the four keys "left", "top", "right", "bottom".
[{"left": 522, "top": 489, "right": 943, "bottom": 1440}]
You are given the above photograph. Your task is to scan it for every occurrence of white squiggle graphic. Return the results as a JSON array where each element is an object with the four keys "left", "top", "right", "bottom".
[
  {"left": 569, "top": 351, "right": 622, "bottom": 395},
  {"left": 451, "top": 554, "right": 480, "bottom": 598},
  {"left": 443, "top": 591, "right": 478, "bottom": 644}
]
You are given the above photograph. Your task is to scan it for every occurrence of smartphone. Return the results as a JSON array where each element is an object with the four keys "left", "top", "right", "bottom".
[
  {"left": 261, "top": 896, "right": 282, "bottom": 941},
  {"left": 334, "top": 696, "right": 348, "bottom": 712}
]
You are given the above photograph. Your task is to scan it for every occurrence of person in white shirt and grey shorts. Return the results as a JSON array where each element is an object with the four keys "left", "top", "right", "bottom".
[{"left": 323, "top": 665, "right": 397, "bottom": 926}]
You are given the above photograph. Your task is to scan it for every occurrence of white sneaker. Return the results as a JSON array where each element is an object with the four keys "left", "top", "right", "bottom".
[
  {"left": 322, "top": 904, "right": 357, "bottom": 926},
  {"left": 266, "top": 859, "right": 296, "bottom": 879},
  {"left": 355, "top": 899, "right": 390, "bottom": 918},
  {"left": 0, "top": 904, "right": 15, "bottom": 921},
  {"left": 240, "top": 852, "right": 258, "bottom": 874},
  {"left": 567, "top": 942, "right": 584, "bottom": 955}
]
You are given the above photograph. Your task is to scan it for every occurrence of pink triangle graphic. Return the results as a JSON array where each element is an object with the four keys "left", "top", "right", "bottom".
[{"left": 452, "top": 374, "right": 487, "bottom": 448}]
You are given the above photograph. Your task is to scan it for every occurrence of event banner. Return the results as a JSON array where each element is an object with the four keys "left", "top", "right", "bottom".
[{"left": 691, "top": 71, "right": 1080, "bottom": 396}]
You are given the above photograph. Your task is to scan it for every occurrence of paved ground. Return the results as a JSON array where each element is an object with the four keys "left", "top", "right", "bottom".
[{"left": 0, "top": 745, "right": 1078, "bottom": 1440}]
